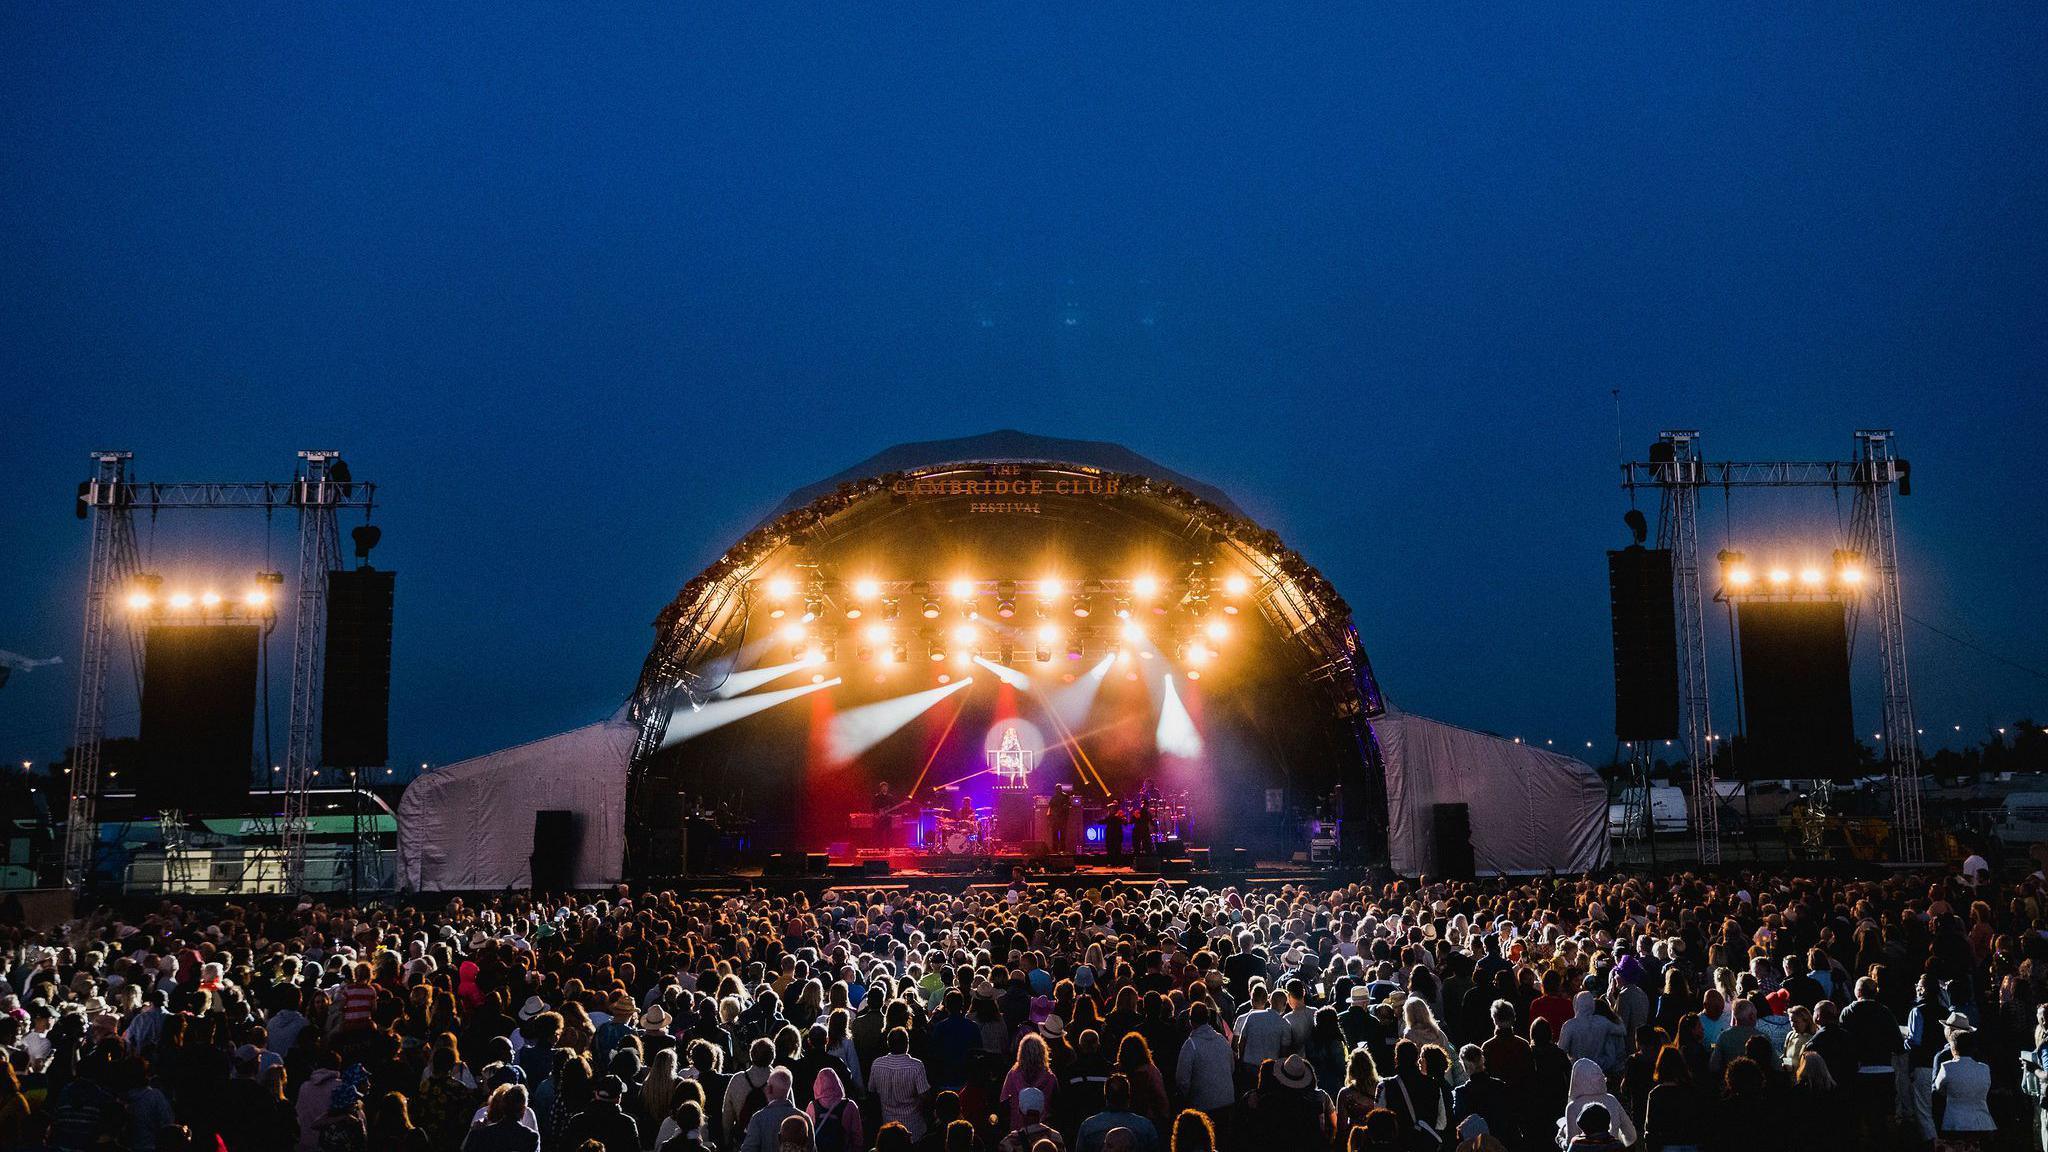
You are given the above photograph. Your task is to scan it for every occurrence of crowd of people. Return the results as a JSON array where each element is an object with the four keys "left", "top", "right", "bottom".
[{"left": 0, "top": 861, "right": 2042, "bottom": 1152}]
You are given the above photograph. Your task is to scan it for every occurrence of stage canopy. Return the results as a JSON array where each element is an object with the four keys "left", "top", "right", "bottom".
[
  {"left": 1376, "top": 708, "right": 1610, "bottom": 874},
  {"left": 396, "top": 718, "right": 633, "bottom": 891}
]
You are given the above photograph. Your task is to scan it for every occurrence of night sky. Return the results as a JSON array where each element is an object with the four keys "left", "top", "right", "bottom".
[{"left": 4, "top": 6, "right": 2044, "bottom": 773}]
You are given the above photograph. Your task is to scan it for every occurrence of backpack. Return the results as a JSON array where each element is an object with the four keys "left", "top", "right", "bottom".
[
  {"left": 814, "top": 1099, "right": 853, "bottom": 1152},
  {"left": 735, "top": 1071, "right": 770, "bottom": 1131}
]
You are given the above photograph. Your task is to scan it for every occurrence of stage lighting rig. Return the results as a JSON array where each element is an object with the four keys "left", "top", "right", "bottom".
[{"left": 996, "top": 581, "right": 1017, "bottom": 618}]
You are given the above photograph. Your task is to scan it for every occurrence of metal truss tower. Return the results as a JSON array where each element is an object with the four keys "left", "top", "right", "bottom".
[
  {"left": 281, "top": 452, "right": 346, "bottom": 890},
  {"left": 63, "top": 453, "right": 144, "bottom": 887},
  {"left": 1623, "top": 429, "right": 1922, "bottom": 865},
  {"left": 1654, "top": 432, "right": 1719, "bottom": 864},
  {"left": 1847, "top": 431, "right": 1923, "bottom": 862},
  {"left": 61, "top": 451, "right": 374, "bottom": 893}
]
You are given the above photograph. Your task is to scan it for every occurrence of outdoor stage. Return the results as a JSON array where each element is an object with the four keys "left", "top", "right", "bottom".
[{"left": 397, "top": 433, "right": 1611, "bottom": 891}]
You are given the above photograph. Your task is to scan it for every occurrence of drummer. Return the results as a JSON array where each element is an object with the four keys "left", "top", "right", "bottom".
[{"left": 955, "top": 793, "right": 977, "bottom": 823}]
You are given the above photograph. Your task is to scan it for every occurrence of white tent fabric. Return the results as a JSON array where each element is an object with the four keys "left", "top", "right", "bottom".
[
  {"left": 397, "top": 719, "right": 635, "bottom": 891},
  {"left": 1376, "top": 708, "right": 1610, "bottom": 875}
]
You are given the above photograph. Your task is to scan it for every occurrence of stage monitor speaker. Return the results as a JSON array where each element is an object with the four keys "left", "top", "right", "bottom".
[
  {"left": 1186, "top": 847, "right": 1211, "bottom": 869},
  {"left": 1738, "top": 600, "right": 1857, "bottom": 781},
  {"left": 531, "top": 810, "right": 577, "bottom": 890},
  {"left": 862, "top": 859, "right": 891, "bottom": 876},
  {"left": 826, "top": 862, "right": 863, "bottom": 880},
  {"left": 995, "top": 791, "right": 1032, "bottom": 841},
  {"left": 1608, "top": 547, "right": 1680, "bottom": 741},
  {"left": 1430, "top": 803, "right": 1475, "bottom": 880},
  {"left": 321, "top": 568, "right": 395, "bottom": 769},
  {"left": 1230, "top": 847, "right": 1250, "bottom": 869},
  {"left": 805, "top": 852, "right": 830, "bottom": 875},
  {"left": 1161, "top": 857, "right": 1193, "bottom": 875},
  {"left": 138, "top": 624, "right": 260, "bottom": 810}
]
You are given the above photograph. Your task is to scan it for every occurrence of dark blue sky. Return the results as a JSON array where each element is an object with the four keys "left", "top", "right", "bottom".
[{"left": 4, "top": 5, "right": 2044, "bottom": 771}]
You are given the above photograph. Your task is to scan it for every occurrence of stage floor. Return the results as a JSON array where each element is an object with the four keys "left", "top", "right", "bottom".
[{"left": 640, "top": 856, "right": 1372, "bottom": 895}]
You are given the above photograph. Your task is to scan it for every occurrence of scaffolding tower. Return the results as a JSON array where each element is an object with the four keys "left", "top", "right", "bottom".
[
  {"left": 1622, "top": 429, "right": 1921, "bottom": 865},
  {"left": 61, "top": 450, "right": 376, "bottom": 892}
]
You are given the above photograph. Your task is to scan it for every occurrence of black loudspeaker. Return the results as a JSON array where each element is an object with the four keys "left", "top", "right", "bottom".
[
  {"left": 1186, "top": 847, "right": 1211, "bottom": 869},
  {"left": 996, "top": 791, "right": 1032, "bottom": 841},
  {"left": 862, "top": 859, "right": 891, "bottom": 876},
  {"left": 322, "top": 569, "right": 395, "bottom": 768},
  {"left": 1430, "top": 803, "right": 1475, "bottom": 880},
  {"left": 531, "top": 810, "right": 577, "bottom": 891},
  {"left": 138, "top": 625, "right": 260, "bottom": 810},
  {"left": 1738, "top": 601, "right": 1857, "bottom": 781},
  {"left": 826, "top": 862, "right": 863, "bottom": 880},
  {"left": 805, "top": 852, "right": 831, "bottom": 875},
  {"left": 1161, "top": 857, "right": 1193, "bottom": 875},
  {"left": 1608, "top": 547, "right": 1680, "bottom": 741},
  {"left": 1230, "top": 847, "right": 1250, "bottom": 869}
]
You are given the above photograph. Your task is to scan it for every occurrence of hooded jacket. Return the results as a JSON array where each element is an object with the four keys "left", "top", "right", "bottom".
[
  {"left": 1558, "top": 992, "right": 1624, "bottom": 1073},
  {"left": 1560, "top": 1057, "right": 1637, "bottom": 1147}
]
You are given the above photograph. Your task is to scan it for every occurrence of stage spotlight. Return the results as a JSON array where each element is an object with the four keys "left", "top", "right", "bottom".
[
  {"left": 1037, "top": 577, "right": 1063, "bottom": 599},
  {"left": 802, "top": 596, "right": 823, "bottom": 623},
  {"left": 1187, "top": 597, "right": 1208, "bottom": 618},
  {"left": 880, "top": 598, "right": 900, "bottom": 621},
  {"left": 200, "top": 591, "right": 222, "bottom": 608},
  {"left": 769, "top": 603, "right": 787, "bottom": 620},
  {"left": 168, "top": 592, "right": 195, "bottom": 611},
  {"left": 1224, "top": 573, "right": 1249, "bottom": 597},
  {"left": 1036, "top": 645, "right": 1052, "bottom": 663},
  {"left": 766, "top": 577, "right": 796, "bottom": 601},
  {"left": 1799, "top": 566, "right": 1824, "bottom": 587},
  {"left": 1036, "top": 623, "right": 1060, "bottom": 645},
  {"left": 952, "top": 623, "right": 977, "bottom": 646},
  {"left": 1839, "top": 565, "right": 1864, "bottom": 586},
  {"left": 780, "top": 623, "right": 807, "bottom": 645},
  {"left": 804, "top": 647, "right": 826, "bottom": 666},
  {"left": 1767, "top": 568, "right": 1791, "bottom": 586},
  {"left": 812, "top": 673, "right": 826, "bottom": 684},
  {"left": 857, "top": 645, "right": 873, "bottom": 662},
  {"left": 1133, "top": 574, "right": 1159, "bottom": 599},
  {"left": 125, "top": 590, "right": 153, "bottom": 611},
  {"left": 921, "top": 596, "right": 942, "bottom": 619},
  {"left": 1114, "top": 598, "right": 1131, "bottom": 619},
  {"left": 954, "top": 650, "right": 971, "bottom": 667},
  {"left": 929, "top": 642, "right": 946, "bottom": 662},
  {"left": 1187, "top": 643, "right": 1211, "bottom": 665},
  {"left": 844, "top": 603, "right": 863, "bottom": 620},
  {"left": 861, "top": 622, "right": 888, "bottom": 643},
  {"left": 1120, "top": 619, "right": 1145, "bottom": 643},
  {"left": 948, "top": 578, "right": 974, "bottom": 600},
  {"left": 1728, "top": 566, "right": 1753, "bottom": 588},
  {"left": 1067, "top": 639, "right": 1084, "bottom": 661},
  {"left": 1186, "top": 670, "right": 1201, "bottom": 681},
  {"left": 891, "top": 639, "right": 907, "bottom": 663},
  {"left": 1072, "top": 596, "right": 1092, "bottom": 618},
  {"left": 938, "top": 673, "right": 951, "bottom": 684},
  {"left": 1204, "top": 619, "right": 1227, "bottom": 642},
  {"left": 244, "top": 588, "right": 269, "bottom": 608},
  {"left": 996, "top": 581, "right": 1017, "bottom": 618},
  {"left": 853, "top": 577, "right": 881, "bottom": 600}
]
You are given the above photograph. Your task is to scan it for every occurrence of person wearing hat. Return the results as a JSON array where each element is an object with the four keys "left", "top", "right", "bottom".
[
  {"left": 567, "top": 1073, "right": 641, "bottom": 1152},
  {"left": 997, "top": 1085, "right": 1066, "bottom": 1152},
  {"left": 1253, "top": 1053, "right": 1334, "bottom": 1147},
  {"left": 1932, "top": 1013, "right": 1994, "bottom": 1137}
]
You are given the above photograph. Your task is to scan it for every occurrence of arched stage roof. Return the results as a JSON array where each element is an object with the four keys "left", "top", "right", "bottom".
[
  {"left": 764, "top": 430, "right": 1248, "bottom": 521},
  {"left": 631, "top": 428, "right": 1379, "bottom": 721}
]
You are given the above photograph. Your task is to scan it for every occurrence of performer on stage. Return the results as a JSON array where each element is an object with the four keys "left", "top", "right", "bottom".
[
  {"left": 1132, "top": 794, "right": 1156, "bottom": 861},
  {"left": 1047, "top": 784, "right": 1073, "bottom": 853},
  {"left": 1104, "top": 801, "right": 1125, "bottom": 865},
  {"left": 872, "top": 779, "right": 895, "bottom": 813}
]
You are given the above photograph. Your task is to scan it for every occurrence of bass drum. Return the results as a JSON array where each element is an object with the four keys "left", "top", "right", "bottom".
[{"left": 943, "top": 829, "right": 974, "bottom": 855}]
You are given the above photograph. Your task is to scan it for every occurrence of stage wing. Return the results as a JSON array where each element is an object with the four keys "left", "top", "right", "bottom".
[
  {"left": 396, "top": 718, "right": 635, "bottom": 891},
  {"left": 1377, "top": 709, "right": 1610, "bottom": 875}
]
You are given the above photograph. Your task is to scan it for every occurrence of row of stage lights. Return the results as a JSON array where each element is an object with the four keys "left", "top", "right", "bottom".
[
  {"left": 761, "top": 572, "right": 1254, "bottom": 626},
  {"left": 1717, "top": 549, "right": 1865, "bottom": 594},
  {"left": 121, "top": 572, "right": 284, "bottom": 616},
  {"left": 775, "top": 614, "right": 1227, "bottom": 673}
]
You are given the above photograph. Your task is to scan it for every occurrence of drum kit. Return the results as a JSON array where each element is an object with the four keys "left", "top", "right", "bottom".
[{"left": 931, "top": 807, "right": 993, "bottom": 857}]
